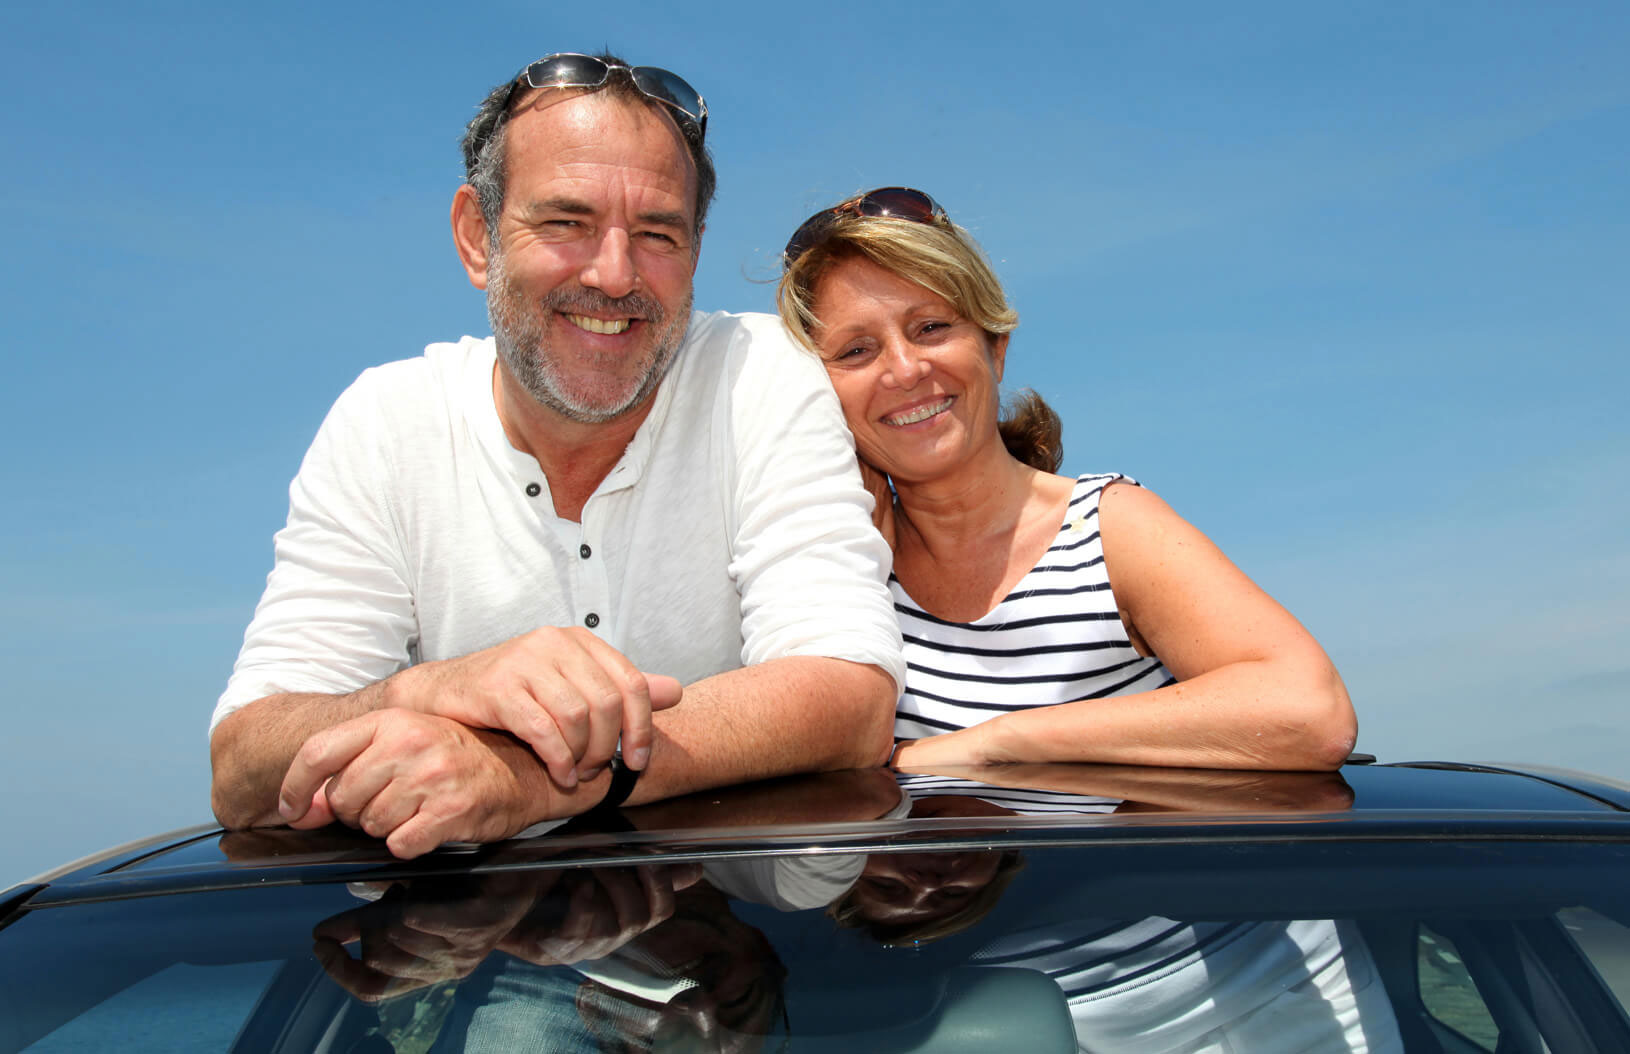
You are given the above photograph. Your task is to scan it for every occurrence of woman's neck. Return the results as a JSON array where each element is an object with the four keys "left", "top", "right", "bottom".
[
  {"left": 893, "top": 450, "right": 1037, "bottom": 557},
  {"left": 890, "top": 449, "right": 1072, "bottom": 622}
]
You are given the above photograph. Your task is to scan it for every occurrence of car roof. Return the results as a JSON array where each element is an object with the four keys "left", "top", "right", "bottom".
[{"left": 8, "top": 759, "right": 1629, "bottom": 915}]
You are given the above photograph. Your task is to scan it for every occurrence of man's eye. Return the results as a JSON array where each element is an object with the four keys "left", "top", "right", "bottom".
[{"left": 638, "top": 230, "right": 679, "bottom": 247}]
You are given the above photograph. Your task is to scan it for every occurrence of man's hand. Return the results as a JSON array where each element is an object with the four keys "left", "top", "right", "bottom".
[
  {"left": 312, "top": 874, "right": 539, "bottom": 1002},
  {"left": 278, "top": 709, "right": 581, "bottom": 858},
  {"left": 385, "top": 627, "right": 682, "bottom": 786},
  {"left": 500, "top": 863, "right": 703, "bottom": 967}
]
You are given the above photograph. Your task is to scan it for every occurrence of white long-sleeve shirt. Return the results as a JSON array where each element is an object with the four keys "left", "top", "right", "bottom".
[{"left": 214, "top": 310, "right": 903, "bottom": 729}]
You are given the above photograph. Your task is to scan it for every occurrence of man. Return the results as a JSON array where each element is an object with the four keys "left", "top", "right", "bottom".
[{"left": 209, "top": 53, "right": 903, "bottom": 858}]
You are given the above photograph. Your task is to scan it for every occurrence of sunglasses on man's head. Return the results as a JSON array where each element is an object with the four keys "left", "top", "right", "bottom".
[
  {"left": 781, "top": 188, "right": 946, "bottom": 269},
  {"left": 502, "top": 53, "right": 708, "bottom": 139}
]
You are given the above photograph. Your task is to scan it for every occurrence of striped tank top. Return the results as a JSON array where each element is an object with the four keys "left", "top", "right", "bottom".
[{"left": 893, "top": 473, "right": 1177, "bottom": 740}]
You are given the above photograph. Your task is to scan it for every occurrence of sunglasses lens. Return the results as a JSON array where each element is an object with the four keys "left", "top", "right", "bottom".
[
  {"left": 524, "top": 53, "right": 611, "bottom": 89},
  {"left": 782, "top": 212, "right": 834, "bottom": 265},
  {"left": 855, "top": 188, "right": 939, "bottom": 223},
  {"left": 630, "top": 67, "right": 707, "bottom": 124},
  {"left": 781, "top": 188, "right": 944, "bottom": 267}
]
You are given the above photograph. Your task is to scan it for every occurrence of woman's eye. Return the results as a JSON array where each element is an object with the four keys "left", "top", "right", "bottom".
[{"left": 827, "top": 344, "right": 873, "bottom": 364}]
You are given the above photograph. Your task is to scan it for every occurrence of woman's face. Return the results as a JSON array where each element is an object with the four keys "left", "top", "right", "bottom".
[
  {"left": 849, "top": 850, "right": 1005, "bottom": 929},
  {"left": 810, "top": 256, "right": 1008, "bottom": 485}
]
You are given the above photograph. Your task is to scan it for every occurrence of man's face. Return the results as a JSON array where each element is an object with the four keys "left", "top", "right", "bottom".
[{"left": 478, "top": 90, "right": 700, "bottom": 423}]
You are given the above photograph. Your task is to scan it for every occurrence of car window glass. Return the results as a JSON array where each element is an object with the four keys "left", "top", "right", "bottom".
[
  {"left": 21, "top": 960, "right": 281, "bottom": 1053},
  {"left": 1418, "top": 924, "right": 1501, "bottom": 1051},
  {"left": 1559, "top": 905, "right": 1630, "bottom": 1013}
]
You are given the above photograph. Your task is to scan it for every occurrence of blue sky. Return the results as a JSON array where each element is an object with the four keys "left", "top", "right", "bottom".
[{"left": 2, "top": 1, "right": 1626, "bottom": 887}]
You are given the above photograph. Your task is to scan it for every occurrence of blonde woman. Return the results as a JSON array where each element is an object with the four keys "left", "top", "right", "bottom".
[{"left": 778, "top": 189, "right": 1356, "bottom": 773}]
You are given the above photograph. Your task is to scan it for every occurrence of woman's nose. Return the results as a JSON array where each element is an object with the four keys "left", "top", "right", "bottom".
[{"left": 881, "top": 341, "right": 929, "bottom": 388}]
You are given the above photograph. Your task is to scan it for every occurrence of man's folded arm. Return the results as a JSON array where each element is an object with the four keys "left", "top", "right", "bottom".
[
  {"left": 629, "top": 655, "right": 898, "bottom": 807},
  {"left": 211, "top": 654, "right": 893, "bottom": 849}
]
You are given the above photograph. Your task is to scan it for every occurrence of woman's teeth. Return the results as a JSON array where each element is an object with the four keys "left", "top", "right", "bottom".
[{"left": 886, "top": 398, "right": 952, "bottom": 426}]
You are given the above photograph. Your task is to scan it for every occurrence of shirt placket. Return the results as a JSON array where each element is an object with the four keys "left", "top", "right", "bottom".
[{"left": 570, "top": 496, "right": 612, "bottom": 642}]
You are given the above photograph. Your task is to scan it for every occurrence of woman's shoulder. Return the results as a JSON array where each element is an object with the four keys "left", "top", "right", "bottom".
[{"left": 1061, "top": 471, "right": 1139, "bottom": 515}]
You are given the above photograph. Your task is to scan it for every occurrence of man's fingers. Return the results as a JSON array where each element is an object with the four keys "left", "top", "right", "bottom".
[
  {"left": 287, "top": 786, "right": 338, "bottom": 830},
  {"left": 615, "top": 674, "right": 681, "bottom": 772},
  {"left": 384, "top": 809, "right": 445, "bottom": 860},
  {"left": 635, "top": 865, "right": 677, "bottom": 933},
  {"left": 280, "top": 720, "right": 377, "bottom": 823},
  {"left": 313, "top": 937, "right": 405, "bottom": 1003},
  {"left": 646, "top": 674, "right": 683, "bottom": 711},
  {"left": 506, "top": 714, "right": 579, "bottom": 789},
  {"left": 312, "top": 905, "right": 369, "bottom": 945},
  {"left": 667, "top": 861, "right": 705, "bottom": 892},
  {"left": 574, "top": 634, "right": 656, "bottom": 777}
]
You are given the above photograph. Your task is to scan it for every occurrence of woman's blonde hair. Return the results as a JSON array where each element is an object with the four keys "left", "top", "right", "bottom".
[{"left": 776, "top": 204, "right": 1063, "bottom": 472}]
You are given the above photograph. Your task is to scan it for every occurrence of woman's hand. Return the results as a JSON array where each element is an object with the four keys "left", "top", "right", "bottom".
[{"left": 892, "top": 727, "right": 994, "bottom": 770}]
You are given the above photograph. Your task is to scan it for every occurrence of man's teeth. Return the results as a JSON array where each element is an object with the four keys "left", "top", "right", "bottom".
[
  {"left": 567, "top": 314, "right": 632, "bottom": 335},
  {"left": 886, "top": 398, "right": 952, "bottom": 426}
]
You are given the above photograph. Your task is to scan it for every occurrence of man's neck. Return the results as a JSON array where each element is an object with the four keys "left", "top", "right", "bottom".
[{"left": 492, "top": 360, "right": 657, "bottom": 522}]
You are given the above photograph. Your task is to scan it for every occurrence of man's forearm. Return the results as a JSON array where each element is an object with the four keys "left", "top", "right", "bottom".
[
  {"left": 211, "top": 655, "right": 895, "bottom": 835},
  {"left": 209, "top": 684, "right": 389, "bottom": 829},
  {"left": 628, "top": 656, "right": 896, "bottom": 806}
]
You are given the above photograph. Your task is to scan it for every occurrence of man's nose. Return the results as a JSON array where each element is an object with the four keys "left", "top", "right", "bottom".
[{"left": 579, "top": 228, "right": 638, "bottom": 299}]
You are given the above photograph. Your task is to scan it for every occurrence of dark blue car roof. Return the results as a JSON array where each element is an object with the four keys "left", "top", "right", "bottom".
[{"left": 8, "top": 759, "right": 1629, "bottom": 917}]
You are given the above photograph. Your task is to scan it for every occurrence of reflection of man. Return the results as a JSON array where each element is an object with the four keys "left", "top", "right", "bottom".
[
  {"left": 209, "top": 52, "right": 903, "bottom": 857},
  {"left": 298, "top": 771, "right": 905, "bottom": 1052}
]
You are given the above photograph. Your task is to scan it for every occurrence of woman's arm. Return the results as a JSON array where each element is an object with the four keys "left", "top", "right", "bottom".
[{"left": 894, "top": 483, "right": 1357, "bottom": 772}]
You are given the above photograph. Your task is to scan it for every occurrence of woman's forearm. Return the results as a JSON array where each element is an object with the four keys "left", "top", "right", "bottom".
[{"left": 897, "top": 655, "right": 1355, "bottom": 772}]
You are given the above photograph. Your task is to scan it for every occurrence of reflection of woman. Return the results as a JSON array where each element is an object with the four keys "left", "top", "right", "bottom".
[
  {"left": 831, "top": 774, "right": 1402, "bottom": 1053},
  {"left": 777, "top": 189, "right": 1357, "bottom": 771},
  {"left": 830, "top": 795, "right": 1025, "bottom": 945}
]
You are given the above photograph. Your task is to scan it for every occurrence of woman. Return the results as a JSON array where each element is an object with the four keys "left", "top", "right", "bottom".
[{"left": 777, "top": 188, "right": 1357, "bottom": 772}]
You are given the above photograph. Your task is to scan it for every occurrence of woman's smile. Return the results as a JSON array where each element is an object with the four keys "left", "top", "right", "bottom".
[
  {"left": 810, "top": 256, "right": 1005, "bottom": 484},
  {"left": 883, "top": 396, "right": 954, "bottom": 427}
]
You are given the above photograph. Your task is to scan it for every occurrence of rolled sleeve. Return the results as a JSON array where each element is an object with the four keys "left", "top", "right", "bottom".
[
  {"left": 211, "top": 375, "right": 417, "bottom": 732},
  {"left": 725, "top": 318, "right": 905, "bottom": 695}
]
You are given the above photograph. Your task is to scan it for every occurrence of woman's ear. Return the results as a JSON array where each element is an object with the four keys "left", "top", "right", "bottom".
[{"left": 989, "top": 333, "right": 1010, "bottom": 382}]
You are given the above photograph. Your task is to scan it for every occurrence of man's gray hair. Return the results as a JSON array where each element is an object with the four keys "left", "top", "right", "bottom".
[{"left": 460, "top": 51, "right": 717, "bottom": 239}]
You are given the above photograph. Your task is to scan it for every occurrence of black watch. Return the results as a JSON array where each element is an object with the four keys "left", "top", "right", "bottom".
[{"left": 597, "top": 751, "right": 641, "bottom": 811}]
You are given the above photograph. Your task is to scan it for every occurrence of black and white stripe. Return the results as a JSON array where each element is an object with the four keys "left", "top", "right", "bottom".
[{"left": 893, "top": 474, "right": 1177, "bottom": 740}]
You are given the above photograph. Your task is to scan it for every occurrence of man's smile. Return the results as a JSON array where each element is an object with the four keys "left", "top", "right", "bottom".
[{"left": 564, "top": 313, "right": 633, "bottom": 335}]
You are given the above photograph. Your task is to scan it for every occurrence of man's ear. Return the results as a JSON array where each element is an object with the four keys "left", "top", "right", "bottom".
[{"left": 451, "top": 185, "right": 493, "bottom": 290}]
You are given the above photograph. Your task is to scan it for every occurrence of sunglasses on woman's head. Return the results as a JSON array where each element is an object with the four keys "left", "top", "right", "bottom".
[{"left": 781, "top": 187, "right": 946, "bottom": 268}]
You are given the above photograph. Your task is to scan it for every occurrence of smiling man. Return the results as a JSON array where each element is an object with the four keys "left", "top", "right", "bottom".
[{"left": 208, "top": 53, "right": 903, "bottom": 857}]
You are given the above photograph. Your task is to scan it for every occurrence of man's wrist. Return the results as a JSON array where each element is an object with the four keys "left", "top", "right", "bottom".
[
  {"left": 595, "top": 753, "right": 641, "bottom": 811},
  {"left": 375, "top": 664, "right": 425, "bottom": 714}
]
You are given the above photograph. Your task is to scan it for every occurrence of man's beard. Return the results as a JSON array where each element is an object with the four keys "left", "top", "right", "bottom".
[{"left": 487, "top": 249, "right": 692, "bottom": 424}]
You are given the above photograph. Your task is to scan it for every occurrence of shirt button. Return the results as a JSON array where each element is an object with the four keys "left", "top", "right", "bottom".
[
  {"left": 579, "top": 544, "right": 592, "bottom": 559},
  {"left": 525, "top": 483, "right": 541, "bottom": 497},
  {"left": 584, "top": 612, "right": 600, "bottom": 628}
]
